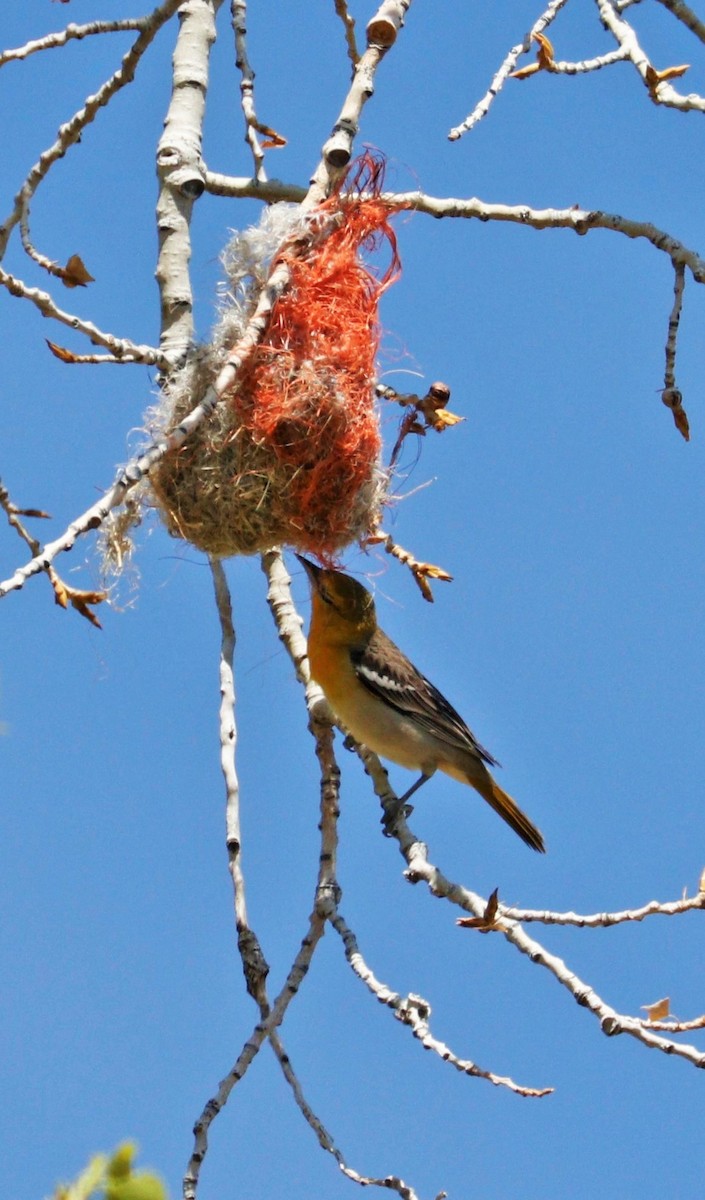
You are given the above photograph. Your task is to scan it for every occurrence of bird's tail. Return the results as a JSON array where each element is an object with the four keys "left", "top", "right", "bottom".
[{"left": 471, "top": 769, "right": 546, "bottom": 853}]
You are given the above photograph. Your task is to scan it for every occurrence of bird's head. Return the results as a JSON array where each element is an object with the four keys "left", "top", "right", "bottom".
[{"left": 297, "top": 555, "right": 376, "bottom": 644}]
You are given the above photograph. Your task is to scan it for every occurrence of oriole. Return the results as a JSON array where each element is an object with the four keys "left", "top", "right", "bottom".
[{"left": 297, "top": 555, "right": 545, "bottom": 852}]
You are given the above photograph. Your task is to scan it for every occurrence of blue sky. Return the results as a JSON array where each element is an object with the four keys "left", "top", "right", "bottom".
[{"left": 2, "top": 3, "right": 705, "bottom": 1198}]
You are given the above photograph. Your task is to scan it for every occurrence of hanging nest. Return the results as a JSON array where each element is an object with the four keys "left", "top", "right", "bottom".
[{"left": 149, "top": 155, "right": 400, "bottom": 563}]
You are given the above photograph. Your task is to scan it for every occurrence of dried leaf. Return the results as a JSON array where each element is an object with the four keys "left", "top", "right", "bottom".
[
  {"left": 653, "top": 63, "right": 690, "bottom": 83},
  {"left": 411, "top": 560, "right": 453, "bottom": 603},
  {"left": 672, "top": 405, "right": 690, "bottom": 441},
  {"left": 641, "top": 996, "right": 670, "bottom": 1022},
  {"left": 415, "top": 561, "right": 453, "bottom": 584},
  {"left": 645, "top": 63, "right": 690, "bottom": 97},
  {"left": 413, "top": 572, "right": 434, "bottom": 603},
  {"left": 15, "top": 507, "right": 50, "bottom": 519},
  {"left": 534, "top": 31, "right": 555, "bottom": 68},
  {"left": 49, "top": 569, "right": 106, "bottom": 628},
  {"left": 253, "top": 121, "right": 287, "bottom": 149},
  {"left": 70, "top": 591, "right": 107, "bottom": 629},
  {"left": 510, "top": 62, "right": 541, "bottom": 80},
  {"left": 60, "top": 254, "right": 95, "bottom": 289},
  {"left": 46, "top": 339, "right": 83, "bottom": 364},
  {"left": 428, "top": 409, "right": 464, "bottom": 433},
  {"left": 661, "top": 388, "right": 690, "bottom": 440},
  {"left": 51, "top": 574, "right": 69, "bottom": 610},
  {"left": 457, "top": 888, "right": 503, "bottom": 931},
  {"left": 510, "top": 31, "right": 555, "bottom": 79}
]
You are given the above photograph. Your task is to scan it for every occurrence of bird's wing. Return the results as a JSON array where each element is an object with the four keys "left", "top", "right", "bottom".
[{"left": 350, "top": 628, "right": 499, "bottom": 767}]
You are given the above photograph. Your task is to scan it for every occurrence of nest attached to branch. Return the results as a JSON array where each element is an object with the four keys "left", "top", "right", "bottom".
[{"left": 149, "top": 156, "right": 400, "bottom": 563}]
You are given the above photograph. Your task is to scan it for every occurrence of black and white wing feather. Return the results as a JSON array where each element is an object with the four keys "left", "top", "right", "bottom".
[{"left": 350, "top": 628, "right": 499, "bottom": 767}]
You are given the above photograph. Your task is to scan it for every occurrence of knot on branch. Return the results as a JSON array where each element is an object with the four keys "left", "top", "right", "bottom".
[
  {"left": 237, "top": 927, "right": 270, "bottom": 998},
  {"left": 315, "top": 880, "right": 342, "bottom": 918},
  {"left": 396, "top": 992, "right": 431, "bottom": 1023}
]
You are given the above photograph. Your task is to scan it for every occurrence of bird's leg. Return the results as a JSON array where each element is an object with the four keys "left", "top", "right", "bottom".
[
  {"left": 382, "top": 773, "right": 431, "bottom": 834},
  {"left": 398, "top": 773, "right": 431, "bottom": 806}
]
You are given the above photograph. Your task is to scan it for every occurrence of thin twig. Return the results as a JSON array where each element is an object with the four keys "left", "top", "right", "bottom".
[
  {"left": 500, "top": 889, "right": 705, "bottom": 926},
  {"left": 369, "top": 789, "right": 705, "bottom": 1070},
  {"left": 230, "top": 1, "right": 287, "bottom": 180},
  {"left": 0, "top": 266, "right": 165, "bottom": 365},
  {"left": 184, "top": 908, "right": 328, "bottom": 1200},
  {"left": 653, "top": 0, "right": 705, "bottom": 44},
  {"left": 595, "top": 0, "right": 704, "bottom": 111},
  {"left": 330, "top": 910, "right": 552, "bottom": 1098},
  {"left": 0, "top": 19, "right": 147, "bottom": 67},
  {"left": 196, "top": 555, "right": 421, "bottom": 1199},
  {"left": 334, "top": 0, "right": 360, "bottom": 67},
  {"left": 539, "top": 47, "right": 629, "bottom": 73},
  {"left": 661, "top": 260, "right": 689, "bottom": 438},
  {"left": 448, "top": 0, "right": 571, "bottom": 140},
  {"left": 0, "top": 479, "right": 48, "bottom": 555},
  {"left": 642, "top": 1013, "right": 705, "bottom": 1032},
  {"left": 232, "top": 1, "right": 267, "bottom": 183},
  {"left": 391, "top": 191, "right": 705, "bottom": 282},
  {"left": 0, "top": 0, "right": 182, "bottom": 263}
]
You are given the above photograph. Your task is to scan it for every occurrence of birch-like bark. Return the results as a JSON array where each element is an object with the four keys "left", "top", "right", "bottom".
[{"left": 156, "top": 0, "right": 226, "bottom": 365}]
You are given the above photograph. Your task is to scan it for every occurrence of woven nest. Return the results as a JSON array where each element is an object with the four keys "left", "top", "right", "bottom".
[
  {"left": 150, "top": 345, "right": 385, "bottom": 558},
  {"left": 149, "top": 159, "right": 399, "bottom": 563}
]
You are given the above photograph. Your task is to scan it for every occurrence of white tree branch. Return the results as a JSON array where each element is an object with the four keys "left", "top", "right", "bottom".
[
  {"left": 596, "top": 0, "right": 705, "bottom": 111},
  {"left": 330, "top": 909, "right": 552, "bottom": 1098},
  {"left": 393, "top": 191, "right": 705, "bottom": 281},
  {"left": 0, "top": 18, "right": 150, "bottom": 68},
  {"left": 193, "top": 555, "right": 425, "bottom": 1199},
  {"left": 653, "top": 0, "right": 705, "bottom": 45},
  {"left": 501, "top": 889, "right": 705, "bottom": 926},
  {"left": 448, "top": 0, "right": 571, "bottom": 140},
  {"left": 0, "top": 0, "right": 182, "bottom": 265},
  {"left": 0, "top": 265, "right": 165, "bottom": 364}
]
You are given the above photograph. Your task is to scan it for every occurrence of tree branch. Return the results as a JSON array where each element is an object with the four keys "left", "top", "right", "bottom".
[{"left": 448, "top": 0, "right": 571, "bottom": 140}]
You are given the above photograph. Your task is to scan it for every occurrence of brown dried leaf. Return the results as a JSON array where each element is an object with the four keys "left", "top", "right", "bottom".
[
  {"left": 641, "top": 997, "right": 670, "bottom": 1022},
  {"left": 534, "top": 31, "right": 555, "bottom": 68},
  {"left": 654, "top": 63, "right": 690, "bottom": 83},
  {"left": 413, "top": 572, "right": 434, "bottom": 603},
  {"left": 672, "top": 405, "right": 690, "bottom": 441},
  {"left": 46, "top": 339, "right": 83, "bottom": 364},
  {"left": 49, "top": 568, "right": 106, "bottom": 627},
  {"left": 15, "top": 507, "right": 50, "bottom": 519},
  {"left": 60, "top": 253, "right": 95, "bottom": 289},
  {"left": 415, "top": 562, "right": 453, "bottom": 583},
  {"left": 69, "top": 591, "right": 106, "bottom": 629},
  {"left": 510, "top": 31, "right": 555, "bottom": 79},
  {"left": 253, "top": 121, "right": 287, "bottom": 149},
  {"left": 510, "top": 62, "right": 541, "bottom": 80},
  {"left": 51, "top": 574, "right": 69, "bottom": 610},
  {"left": 411, "top": 560, "right": 453, "bottom": 603},
  {"left": 645, "top": 63, "right": 690, "bottom": 97},
  {"left": 428, "top": 409, "right": 464, "bottom": 433},
  {"left": 457, "top": 888, "right": 503, "bottom": 931}
]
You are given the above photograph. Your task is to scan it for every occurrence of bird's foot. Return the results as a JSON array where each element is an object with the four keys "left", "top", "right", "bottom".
[{"left": 381, "top": 797, "right": 414, "bottom": 836}]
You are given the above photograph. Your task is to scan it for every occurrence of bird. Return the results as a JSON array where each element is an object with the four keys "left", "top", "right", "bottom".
[{"left": 297, "top": 555, "right": 545, "bottom": 852}]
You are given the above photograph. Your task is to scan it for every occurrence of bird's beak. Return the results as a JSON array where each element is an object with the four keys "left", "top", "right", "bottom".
[{"left": 295, "top": 554, "right": 321, "bottom": 587}]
